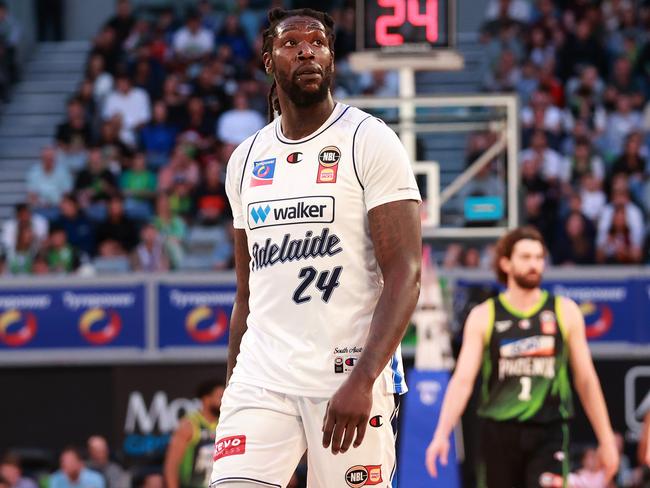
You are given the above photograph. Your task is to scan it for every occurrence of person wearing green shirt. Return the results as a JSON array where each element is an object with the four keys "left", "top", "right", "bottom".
[
  {"left": 164, "top": 380, "right": 224, "bottom": 488},
  {"left": 426, "top": 227, "right": 618, "bottom": 487}
]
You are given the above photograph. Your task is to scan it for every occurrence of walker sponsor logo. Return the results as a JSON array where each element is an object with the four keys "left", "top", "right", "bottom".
[
  {"left": 123, "top": 391, "right": 200, "bottom": 456},
  {"left": 213, "top": 435, "right": 246, "bottom": 461},
  {"left": 500, "top": 336, "right": 555, "bottom": 358},
  {"left": 247, "top": 196, "right": 335, "bottom": 230}
]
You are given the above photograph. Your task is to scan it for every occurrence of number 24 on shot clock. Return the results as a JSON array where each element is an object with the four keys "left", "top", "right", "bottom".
[{"left": 357, "top": 0, "right": 453, "bottom": 52}]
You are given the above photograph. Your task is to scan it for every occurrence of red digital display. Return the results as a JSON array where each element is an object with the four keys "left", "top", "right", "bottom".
[{"left": 359, "top": 0, "right": 450, "bottom": 51}]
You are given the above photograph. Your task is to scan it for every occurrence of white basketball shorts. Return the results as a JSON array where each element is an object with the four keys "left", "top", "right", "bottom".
[{"left": 209, "top": 381, "right": 399, "bottom": 487}]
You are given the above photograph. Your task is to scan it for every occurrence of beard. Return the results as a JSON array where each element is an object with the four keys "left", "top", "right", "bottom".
[
  {"left": 512, "top": 270, "right": 542, "bottom": 290},
  {"left": 208, "top": 405, "right": 221, "bottom": 418},
  {"left": 276, "top": 62, "right": 334, "bottom": 107}
]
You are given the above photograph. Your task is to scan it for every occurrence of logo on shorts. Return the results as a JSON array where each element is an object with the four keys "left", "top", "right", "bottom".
[
  {"left": 539, "top": 472, "right": 563, "bottom": 487},
  {"left": 250, "top": 158, "right": 276, "bottom": 187},
  {"left": 345, "top": 465, "right": 382, "bottom": 487},
  {"left": 369, "top": 415, "right": 383, "bottom": 428},
  {"left": 317, "top": 146, "right": 340, "bottom": 184},
  {"left": 213, "top": 435, "right": 246, "bottom": 461}
]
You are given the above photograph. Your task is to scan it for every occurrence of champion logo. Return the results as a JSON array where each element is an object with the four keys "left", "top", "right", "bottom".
[{"left": 250, "top": 205, "right": 271, "bottom": 224}]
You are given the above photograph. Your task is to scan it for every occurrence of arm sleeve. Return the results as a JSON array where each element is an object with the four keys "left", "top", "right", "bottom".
[
  {"left": 225, "top": 142, "right": 248, "bottom": 229},
  {"left": 354, "top": 117, "right": 422, "bottom": 211}
]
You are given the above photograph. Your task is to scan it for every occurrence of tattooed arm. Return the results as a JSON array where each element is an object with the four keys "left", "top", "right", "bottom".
[
  {"left": 226, "top": 228, "right": 251, "bottom": 385},
  {"left": 322, "top": 199, "right": 421, "bottom": 454}
]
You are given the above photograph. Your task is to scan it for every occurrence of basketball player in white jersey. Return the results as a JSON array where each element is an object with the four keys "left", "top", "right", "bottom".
[{"left": 209, "top": 8, "right": 422, "bottom": 488}]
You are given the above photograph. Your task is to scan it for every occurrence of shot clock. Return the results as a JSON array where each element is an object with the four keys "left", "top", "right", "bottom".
[{"left": 357, "top": 0, "right": 454, "bottom": 53}]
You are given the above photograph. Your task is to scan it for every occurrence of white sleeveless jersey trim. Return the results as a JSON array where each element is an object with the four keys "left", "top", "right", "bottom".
[{"left": 225, "top": 103, "right": 420, "bottom": 397}]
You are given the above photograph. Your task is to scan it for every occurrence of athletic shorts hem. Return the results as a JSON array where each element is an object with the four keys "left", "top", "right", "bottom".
[{"left": 210, "top": 476, "right": 281, "bottom": 487}]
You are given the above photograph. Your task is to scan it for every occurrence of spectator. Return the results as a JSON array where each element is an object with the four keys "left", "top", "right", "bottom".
[
  {"left": 86, "top": 53, "right": 114, "bottom": 107},
  {"left": 1, "top": 203, "right": 48, "bottom": 252},
  {"left": 579, "top": 172, "right": 607, "bottom": 223},
  {"left": 0, "top": 454, "right": 38, "bottom": 488},
  {"left": 160, "top": 74, "right": 188, "bottom": 128},
  {"left": 519, "top": 129, "right": 569, "bottom": 183},
  {"left": 8, "top": 223, "right": 37, "bottom": 275},
  {"left": 526, "top": 25, "right": 554, "bottom": 68},
  {"left": 74, "top": 147, "right": 119, "bottom": 221},
  {"left": 442, "top": 243, "right": 463, "bottom": 268},
  {"left": 172, "top": 11, "right": 214, "bottom": 63},
  {"left": 568, "top": 137, "right": 605, "bottom": 186},
  {"left": 50, "top": 447, "right": 104, "bottom": 488},
  {"left": 152, "top": 193, "right": 186, "bottom": 269},
  {"left": 557, "top": 17, "right": 607, "bottom": 81},
  {"left": 597, "top": 175, "right": 645, "bottom": 255},
  {"left": 485, "top": 0, "right": 531, "bottom": 24},
  {"left": 132, "top": 223, "right": 170, "bottom": 272},
  {"left": 601, "top": 93, "right": 642, "bottom": 159},
  {"left": 86, "top": 436, "right": 128, "bottom": 488},
  {"left": 26, "top": 146, "right": 73, "bottom": 217},
  {"left": 553, "top": 211, "right": 596, "bottom": 265},
  {"left": 180, "top": 96, "right": 214, "bottom": 145},
  {"left": 520, "top": 90, "right": 563, "bottom": 139},
  {"left": 215, "top": 15, "right": 252, "bottom": 63},
  {"left": 105, "top": 0, "right": 134, "bottom": 46},
  {"left": 157, "top": 146, "right": 200, "bottom": 193},
  {"left": 610, "top": 132, "right": 647, "bottom": 200},
  {"left": 197, "top": 0, "right": 223, "bottom": 33},
  {"left": 193, "top": 161, "right": 230, "bottom": 227},
  {"left": 102, "top": 72, "right": 151, "bottom": 147},
  {"left": 120, "top": 152, "right": 156, "bottom": 220},
  {"left": 215, "top": 91, "right": 264, "bottom": 145},
  {"left": 597, "top": 204, "right": 642, "bottom": 264},
  {"left": 55, "top": 97, "right": 92, "bottom": 172},
  {"left": 90, "top": 26, "right": 121, "bottom": 75},
  {"left": 54, "top": 194, "right": 94, "bottom": 257},
  {"left": 192, "top": 65, "right": 230, "bottom": 122},
  {"left": 0, "top": 1, "right": 21, "bottom": 84},
  {"left": 610, "top": 56, "right": 643, "bottom": 108},
  {"left": 484, "top": 49, "right": 521, "bottom": 92},
  {"left": 97, "top": 119, "right": 131, "bottom": 169},
  {"left": 45, "top": 226, "right": 80, "bottom": 273},
  {"left": 138, "top": 100, "right": 178, "bottom": 170},
  {"left": 95, "top": 195, "right": 139, "bottom": 257}
]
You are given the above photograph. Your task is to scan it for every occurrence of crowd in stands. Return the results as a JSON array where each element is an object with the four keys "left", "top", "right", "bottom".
[
  {"left": 449, "top": 0, "right": 650, "bottom": 268},
  {"left": 1, "top": 0, "right": 385, "bottom": 276},
  {"left": 0, "top": 436, "right": 162, "bottom": 488}
]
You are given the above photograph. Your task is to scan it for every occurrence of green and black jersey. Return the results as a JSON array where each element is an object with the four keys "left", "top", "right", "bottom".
[
  {"left": 477, "top": 291, "right": 574, "bottom": 423},
  {"left": 179, "top": 410, "right": 217, "bottom": 488}
]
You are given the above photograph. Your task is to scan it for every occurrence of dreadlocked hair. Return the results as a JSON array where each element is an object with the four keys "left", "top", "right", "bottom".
[{"left": 261, "top": 7, "right": 336, "bottom": 122}]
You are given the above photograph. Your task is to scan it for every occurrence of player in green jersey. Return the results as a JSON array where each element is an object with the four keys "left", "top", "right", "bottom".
[
  {"left": 425, "top": 226, "right": 618, "bottom": 487},
  {"left": 164, "top": 380, "right": 224, "bottom": 488}
]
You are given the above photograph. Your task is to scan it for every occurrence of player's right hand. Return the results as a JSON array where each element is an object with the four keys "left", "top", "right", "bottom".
[
  {"left": 598, "top": 440, "right": 619, "bottom": 482},
  {"left": 425, "top": 434, "right": 449, "bottom": 478}
]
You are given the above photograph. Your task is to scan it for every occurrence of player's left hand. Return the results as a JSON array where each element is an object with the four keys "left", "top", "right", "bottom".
[
  {"left": 598, "top": 440, "right": 619, "bottom": 482},
  {"left": 322, "top": 377, "right": 373, "bottom": 455}
]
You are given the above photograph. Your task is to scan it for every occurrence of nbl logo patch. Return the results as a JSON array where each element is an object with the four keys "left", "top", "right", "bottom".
[
  {"left": 317, "top": 146, "right": 341, "bottom": 183},
  {"left": 250, "top": 158, "right": 276, "bottom": 187}
]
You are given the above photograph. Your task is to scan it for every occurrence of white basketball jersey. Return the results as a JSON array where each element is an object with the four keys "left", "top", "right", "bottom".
[{"left": 225, "top": 103, "right": 421, "bottom": 397}]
